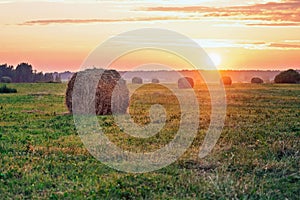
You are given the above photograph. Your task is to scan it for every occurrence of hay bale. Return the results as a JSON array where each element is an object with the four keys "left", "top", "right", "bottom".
[
  {"left": 221, "top": 76, "right": 232, "bottom": 86},
  {"left": 152, "top": 78, "right": 160, "bottom": 84},
  {"left": 132, "top": 77, "right": 143, "bottom": 84},
  {"left": 251, "top": 77, "right": 264, "bottom": 84},
  {"left": 274, "top": 69, "right": 300, "bottom": 84},
  {"left": 0, "top": 76, "right": 12, "bottom": 83},
  {"left": 65, "top": 69, "right": 129, "bottom": 115},
  {"left": 178, "top": 77, "right": 194, "bottom": 89}
]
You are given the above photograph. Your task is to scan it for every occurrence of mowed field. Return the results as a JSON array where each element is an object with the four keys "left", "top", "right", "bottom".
[{"left": 0, "top": 83, "right": 299, "bottom": 199}]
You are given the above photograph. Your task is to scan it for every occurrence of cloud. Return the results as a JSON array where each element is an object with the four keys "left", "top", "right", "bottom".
[
  {"left": 20, "top": 16, "right": 187, "bottom": 25},
  {"left": 246, "top": 22, "right": 300, "bottom": 26},
  {"left": 142, "top": 0, "right": 300, "bottom": 25},
  {"left": 269, "top": 43, "right": 300, "bottom": 49},
  {"left": 18, "top": 0, "right": 300, "bottom": 27},
  {"left": 194, "top": 39, "right": 300, "bottom": 50}
]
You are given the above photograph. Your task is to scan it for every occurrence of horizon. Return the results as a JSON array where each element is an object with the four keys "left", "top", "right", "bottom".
[
  {"left": 0, "top": 0, "right": 300, "bottom": 72},
  {"left": 2, "top": 62, "right": 300, "bottom": 74}
]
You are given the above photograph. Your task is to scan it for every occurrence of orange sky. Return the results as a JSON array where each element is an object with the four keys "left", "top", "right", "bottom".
[{"left": 0, "top": 0, "right": 299, "bottom": 72}]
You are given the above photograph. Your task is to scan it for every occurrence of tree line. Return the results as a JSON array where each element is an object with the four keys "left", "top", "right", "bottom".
[{"left": 0, "top": 63, "right": 61, "bottom": 83}]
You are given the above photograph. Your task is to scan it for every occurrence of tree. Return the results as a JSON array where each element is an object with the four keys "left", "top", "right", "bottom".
[
  {"left": 33, "top": 72, "right": 44, "bottom": 83},
  {"left": 15, "top": 63, "right": 33, "bottom": 83},
  {"left": 274, "top": 69, "right": 300, "bottom": 84},
  {"left": 54, "top": 74, "right": 62, "bottom": 83},
  {"left": 0, "top": 64, "right": 15, "bottom": 82},
  {"left": 43, "top": 73, "right": 54, "bottom": 82}
]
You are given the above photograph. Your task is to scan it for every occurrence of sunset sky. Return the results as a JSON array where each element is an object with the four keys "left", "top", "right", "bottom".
[{"left": 0, "top": 0, "right": 299, "bottom": 72}]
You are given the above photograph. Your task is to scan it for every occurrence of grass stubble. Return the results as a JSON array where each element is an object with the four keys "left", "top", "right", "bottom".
[{"left": 0, "top": 83, "right": 299, "bottom": 199}]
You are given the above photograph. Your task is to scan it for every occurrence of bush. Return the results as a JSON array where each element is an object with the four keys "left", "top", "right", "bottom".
[
  {"left": 221, "top": 76, "right": 232, "bottom": 86},
  {"left": 251, "top": 77, "right": 264, "bottom": 84},
  {"left": 0, "top": 76, "right": 12, "bottom": 83},
  {"left": 274, "top": 69, "right": 300, "bottom": 84},
  {"left": 0, "top": 85, "right": 17, "bottom": 93}
]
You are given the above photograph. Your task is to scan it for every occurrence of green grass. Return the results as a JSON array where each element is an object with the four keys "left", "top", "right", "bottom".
[{"left": 0, "top": 83, "right": 299, "bottom": 199}]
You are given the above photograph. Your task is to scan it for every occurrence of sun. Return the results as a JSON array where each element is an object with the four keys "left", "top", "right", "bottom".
[{"left": 208, "top": 53, "right": 222, "bottom": 66}]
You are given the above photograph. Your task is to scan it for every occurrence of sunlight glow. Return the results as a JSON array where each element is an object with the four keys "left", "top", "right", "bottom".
[{"left": 208, "top": 53, "right": 222, "bottom": 66}]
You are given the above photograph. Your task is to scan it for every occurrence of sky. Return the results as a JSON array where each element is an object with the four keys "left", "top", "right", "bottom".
[{"left": 0, "top": 0, "right": 299, "bottom": 72}]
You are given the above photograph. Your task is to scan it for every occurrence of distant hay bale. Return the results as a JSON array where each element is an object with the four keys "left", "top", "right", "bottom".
[
  {"left": 251, "top": 77, "right": 264, "bottom": 84},
  {"left": 178, "top": 77, "right": 194, "bottom": 89},
  {"left": 0, "top": 76, "right": 12, "bottom": 83},
  {"left": 132, "top": 77, "right": 143, "bottom": 84},
  {"left": 221, "top": 76, "right": 232, "bottom": 86},
  {"left": 65, "top": 69, "right": 129, "bottom": 115},
  {"left": 274, "top": 69, "right": 300, "bottom": 84},
  {"left": 152, "top": 78, "right": 160, "bottom": 84}
]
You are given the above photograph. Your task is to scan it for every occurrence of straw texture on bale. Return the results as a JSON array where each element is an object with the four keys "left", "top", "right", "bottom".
[
  {"left": 132, "top": 77, "right": 143, "bottom": 84},
  {"left": 178, "top": 77, "right": 194, "bottom": 89},
  {"left": 65, "top": 69, "right": 129, "bottom": 115}
]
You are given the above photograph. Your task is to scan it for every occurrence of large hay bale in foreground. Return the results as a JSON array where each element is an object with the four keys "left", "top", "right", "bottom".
[
  {"left": 178, "top": 77, "right": 194, "bottom": 89},
  {"left": 66, "top": 69, "right": 129, "bottom": 115},
  {"left": 251, "top": 77, "right": 264, "bottom": 84},
  {"left": 152, "top": 78, "right": 160, "bottom": 84},
  {"left": 221, "top": 76, "right": 232, "bottom": 86},
  {"left": 132, "top": 77, "right": 143, "bottom": 84}
]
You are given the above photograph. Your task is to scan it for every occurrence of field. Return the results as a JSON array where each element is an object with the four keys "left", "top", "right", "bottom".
[{"left": 0, "top": 83, "right": 299, "bottom": 199}]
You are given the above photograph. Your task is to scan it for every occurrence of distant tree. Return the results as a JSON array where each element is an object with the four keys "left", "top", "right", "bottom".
[
  {"left": 274, "top": 69, "right": 300, "bottom": 84},
  {"left": 43, "top": 73, "right": 54, "bottom": 82},
  {"left": 33, "top": 72, "right": 44, "bottom": 82},
  {"left": 221, "top": 76, "right": 232, "bottom": 86},
  {"left": 0, "top": 64, "right": 15, "bottom": 81},
  {"left": 0, "top": 76, "right": 12, "bottom": 83},
  {"left": 15, "top": 63, "right": 33, "bottom": 83},
  {"left": 251, "top": 77, "right": 264, "bottom": 84},
  {"left": 0, "top": 63, "right": 60, "bottom": 83},
  {"left": 54, "top": 74, "right": 62, "bottom": 83}
]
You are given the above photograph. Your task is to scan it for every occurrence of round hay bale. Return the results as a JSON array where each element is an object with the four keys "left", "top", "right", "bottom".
[
  {"left": 65, "top": 69, "right": 129, "bottom": 115},
  {"left": 274, "top": 69, "right": 300, "bottom": 84},
  {"left": 178, "top": 77, "right": 194, "bottom": 89},
  {"left": 251, "top": 77, "right": 264, "bottom": 84},
  {"left": 0, "top": 76, "right": 12, "bottom": 83},
  {"left": 221, "top": 76, "right": 232, "bottom": 86},
  {"left": 152, "top": 78, "right": 160, "bottom": 84},
  {"left": 132, "top": 77, "right": 143, "bottom": 84}
]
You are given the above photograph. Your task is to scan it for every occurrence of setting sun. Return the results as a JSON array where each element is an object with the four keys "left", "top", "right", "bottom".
[{"left": 208, "top": 53, "right": 222, "bottom": 66}]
